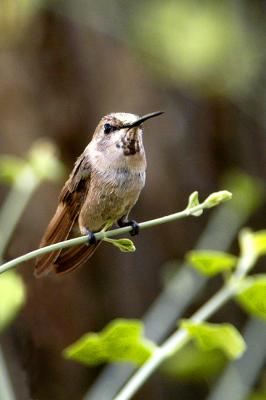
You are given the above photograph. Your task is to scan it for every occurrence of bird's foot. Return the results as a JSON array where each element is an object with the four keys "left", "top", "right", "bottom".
[
  {"left": 85, "top": 229, "right": 97, "bottom": 245},
  {"left": 118, "top": 219, "right": 140, "bottom": 236}
]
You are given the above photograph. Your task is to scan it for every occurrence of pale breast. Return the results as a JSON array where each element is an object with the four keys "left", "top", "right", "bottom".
[{"left": 78, "top": 165, "right": 146, "bottom": 232}]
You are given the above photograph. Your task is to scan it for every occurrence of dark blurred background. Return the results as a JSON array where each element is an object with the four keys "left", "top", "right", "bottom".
[{"left": 0, "top": 1, "right": 265, "bottom": 399}]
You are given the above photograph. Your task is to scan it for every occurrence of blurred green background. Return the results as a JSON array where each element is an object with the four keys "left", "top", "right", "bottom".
[{"left": 0, "top": 1, "right": 265, "bottom": 399}]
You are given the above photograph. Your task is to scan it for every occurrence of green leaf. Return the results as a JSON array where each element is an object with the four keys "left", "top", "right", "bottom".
[
  {"left": 239, "top": 229, "right": 266, "bottom": 260},
  {"left": 186, "top": 250, "right": 237, "bottom": 276},
  {"left": 252, "top": 230, "right": 266, "bottom": 258},
  {"left": 162, "top": 344, "right": 227, "bottom": 382},
  {"left": 236, "top": 275, "right": 266, "bottom": 320},
  {"left": 186, "top": 192, "right": 202, "bottom": 216},
  {"left": 204, "top": 190, "right": 232, "bottom": 208},
  {"left": 0, "top": 271, "right": 25, "bottom": 331},
  {"left": 63, "top": 319, "right": 156, "bottom": 366},
  {"left": 103, "top": 237, "right": 136, "bottom": 253},
  {"left": 181, "top": 320, "right": 246, "bottom": 359},
  {"left": 0, "top": 155, "right": 27, "bottom": 184}
]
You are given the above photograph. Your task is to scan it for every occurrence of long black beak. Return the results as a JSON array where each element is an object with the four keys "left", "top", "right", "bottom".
[{"left": 123, "top": 111, "right": 164, "bottom": 129}]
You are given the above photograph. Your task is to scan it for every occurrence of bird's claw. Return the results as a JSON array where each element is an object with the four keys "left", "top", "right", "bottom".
[
  {"left": 118, "top": 219, "right": 140, "bottom": 236},
  {"left": 129, "top": 220, "right": 140, "bottom": 236},
  {"left": 85, "top": 229, "right": 97, "bottom": 245}
]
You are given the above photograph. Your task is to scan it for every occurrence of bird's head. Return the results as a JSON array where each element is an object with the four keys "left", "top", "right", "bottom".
[{"left": 92, "top": 111, "right": 163, "bottom": 157}]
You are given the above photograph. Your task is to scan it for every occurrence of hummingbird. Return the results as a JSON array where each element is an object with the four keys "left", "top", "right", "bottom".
[{"left": 35, "top": 111, "right": 164, "bottom": 277}]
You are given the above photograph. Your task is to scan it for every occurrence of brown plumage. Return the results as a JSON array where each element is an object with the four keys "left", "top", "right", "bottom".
[
  {"left": 35, "top": 111, "right": 163, "bottom": 277},
  {"left": 35, "top": 155, "right": 95, "bottom": 276}
]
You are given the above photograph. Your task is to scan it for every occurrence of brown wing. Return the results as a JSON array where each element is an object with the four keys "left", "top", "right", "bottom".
[{"left": 35, "top": 153, "right": 92, "bottom": 277}]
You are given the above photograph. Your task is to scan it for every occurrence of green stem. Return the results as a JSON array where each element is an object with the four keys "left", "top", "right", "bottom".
[
  {"left": 113, "top": 249, "right": 254, "bottom": 400},
  {"left": 0, "top": 201, "right": 210, "bottom": 274},
  {"left": 0, "top": 166, "right": 40, "bottom": 400},
  {"left": 0, "top": 166, "right": 40, "bottom": 259}
]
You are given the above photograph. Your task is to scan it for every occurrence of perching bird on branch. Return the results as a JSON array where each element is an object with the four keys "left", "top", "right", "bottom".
[{"left": 35, "top": 111, "right": 163, "bottom": 277}]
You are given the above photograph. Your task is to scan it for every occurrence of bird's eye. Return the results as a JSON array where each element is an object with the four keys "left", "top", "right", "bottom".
[{"left": 104, "top": 123, "right": 115, "bottom": 134}]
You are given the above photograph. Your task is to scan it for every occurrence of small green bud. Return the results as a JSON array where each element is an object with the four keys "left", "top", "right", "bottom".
[
  {"left": 186, "top": 191, "right": 203, "bottom": 216},
  {"left": 204, "top": 191, "right": 232, "bottom": 208},
  {"left": 103, "top": 237, "right": 136, "bottom": 253}
]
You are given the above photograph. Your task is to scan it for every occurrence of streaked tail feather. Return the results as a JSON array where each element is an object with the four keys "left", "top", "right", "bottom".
[
  {"left": 53, "top": 241, "right": 101, "bottom": 274},
  {"left": 35, "top": 202, "right": 78, "bottom": 277},
  {"left": 35, "top": 154, "right": 93, "bottom": 277}
]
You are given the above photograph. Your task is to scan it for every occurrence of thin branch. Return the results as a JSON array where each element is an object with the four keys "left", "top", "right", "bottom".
[
  {"left": 85, "top": 193, "right": 251, "bottom": 400},
  {"left": 0, "top": 191, "right": 231, "bottom": 274},
  {"left": 113, "top": 249, "right": 255, "bottom": 400},
  {"left": 0, "top": 165, "right": 41, "bottom": 400},
  {"left": 0, "top": 166, "right": 40, "bottom": 260}
]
